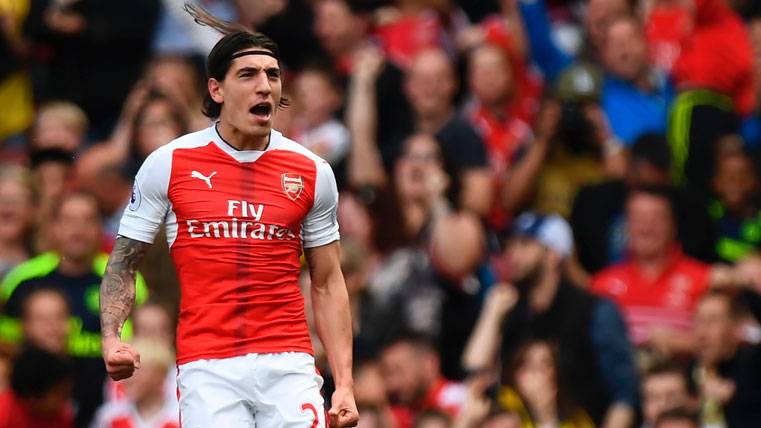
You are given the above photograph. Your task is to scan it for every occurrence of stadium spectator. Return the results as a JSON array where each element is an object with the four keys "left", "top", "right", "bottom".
[
  {"left": 666, "top": 0, "right": 756, "bottom": 193},
  {"left": 0, "top": 164, "right": 34, "bottom": 278},
  {"left": 463, "top": 212, "right": 638, "bottom": 426},
  {"left": 290, "top": 65, "right": 350, "bottom": 168},
  {"left": 654, "top": 407, "right": 699, "bottom": 428},
  {"left": 315, "top": 0, "right": 412, "bottom": 160},
  {"left": 0, "top": 192, "right": 148, "bottom": 427},
  {"left": 353, "top": 358, "right": 398, "bottom": 428},
  {"left": 23, "top": 0, "right": 160, "bottom": 139},
  {"left": 600, "top": 15, "right": 674, "bottom": 146},
  {"left": 82, "top": 164, "right": 134, "bottom": 247},
  {"left": 380, "top": 334, "right": 465, "bottom": 428},
  {"left": 428, "top": 212, "right": 488, "bottom": 380},
  {"left": 641, "top": 361, "right": 694, "bottom": 428},
  {"left": 592, "top": 187, "right": 713, "bottom": 356},
  {"left": 103, "top": 302, "right": 177, "bottom": 406},
  {"left": 91, "top": 339, "right": 179, "bottom": 428},
  {"left": 347, "top": 46, "right": 491, "bottom": 215},
  {"left": 28, "top": 149, "right": 75, "bottom": 252},
  {"left": 29, "top": 101, "right": 88, "bottom": 153},
  {"left": 352, "top": 130, "right": 488, "bottom": 373},
  {"left": 374, "top": 0, "right": 466, "bottom": 71},
  {"left": 572, "top": 134, "right": 715, "bottom": 276},
  {"left": 79, "top": 89, "right": 189, "bottom": 183},
  {"left": 518, "top": 0, "right": 630, "bottom": 81},
  {"left": 414, "top": 410, "right": 451, "bottom": 428},
  {"left": 132, "top": 301, "right": 174, "bottom": 346},
  {"left": 530, "top": 64, "right": 628, "bottom": 218},
  {"left": 20, "top": 286, "right": 70, "bottom": 356},
  {"left": 0, "top": 346, "right": 74, "bottom": 428},
  {"left": 709, "top": 141, "right": 761, "bottom": 263},
  {"left": 402, "top": 48, "right": 492, "bottom": 215},
  {"left": 692, "top": 289, "right": 761, "bottom": 427},
  {"left": 464, "top": 43, "right": 534, "bottom": 182},
  {"left": 143, "top": 55, "right": 208, "bottom": 132},
  {"left": 497, "top": 339, "right": 593, "bottom": 427}
]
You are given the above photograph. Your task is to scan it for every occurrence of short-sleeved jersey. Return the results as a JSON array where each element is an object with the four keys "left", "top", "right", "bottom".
[
  {"left": 118, "top": 125, "right": 340, "bottom": 364},
  {"left": 591, "top": 249, "right": 709, "bottom": 346}
]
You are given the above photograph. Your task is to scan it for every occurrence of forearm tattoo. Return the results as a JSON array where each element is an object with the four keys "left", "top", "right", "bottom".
[{"left": 100, "top": 236, "right": 149, "bottom": 338}]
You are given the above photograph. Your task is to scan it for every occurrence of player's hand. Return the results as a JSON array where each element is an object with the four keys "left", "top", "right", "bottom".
[
  {"left": 102, "top": 336, "right": 140, "bottom": 381},
  {"left": 329, "top": 386, "right": 359, "bottom": 427}
]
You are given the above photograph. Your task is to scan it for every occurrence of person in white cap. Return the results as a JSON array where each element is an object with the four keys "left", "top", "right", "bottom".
[{"left": 462, "top": 212, "right": 639, "bottom": 428}]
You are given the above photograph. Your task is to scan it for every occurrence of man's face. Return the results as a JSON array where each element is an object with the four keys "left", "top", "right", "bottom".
[
  {"left": 626, "top": 193, "right": 675, "bottom": 260},
  {"left": 314, "top": 0, "right": 363, "bottom": 57},
  {"left": 54, "top": 196, "right": 101, "bottom": 263},
  {"left": 210, "top": 52, "right": 282, "bottom": 140},
  {"left": 586, "top": 0, "right": 629, "bottom": 50},
  {"left": 468, "top": 45, "right": 513, "bottom": 107},
  {"left": 603, "top": 19, "right": 648, "bottom": 81},
  {"left": 405, "top": 50, "right": 457, "bottom": 118},
  {"left": 694, "top": 296, "right": 737, "bottom": 365},
  {"left": 136, "top": 99, "right": 184, "bottom": 157},
  {"left": 713, "top": 154, "right": 758, "bottom": 212},
  {"left": 380, "top": 343, "right": 430, "bottom": 405},
  {"left": 133, "top": 305, "right": 173, "bottom": 345},
  {"left": 22, "top": 291, "right": 70, "bottom": 355},
  {"left": 394, "top": 134, "right": 443, "bottom": 202},
  {"left": 643, "top": 373, "right": 690, "bottom": 425},
  {"left": 505, "top": 237, "right": 545, "bottom": 285}
]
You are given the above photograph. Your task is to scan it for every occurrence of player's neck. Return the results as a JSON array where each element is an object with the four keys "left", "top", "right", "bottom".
[{"left": 216, "top": 121, "right": 270, "bottom": 151}]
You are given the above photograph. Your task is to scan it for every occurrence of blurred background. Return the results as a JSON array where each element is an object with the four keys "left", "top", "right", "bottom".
[{"left": 1, "top": 0, "right": 761, "bottom": 427}]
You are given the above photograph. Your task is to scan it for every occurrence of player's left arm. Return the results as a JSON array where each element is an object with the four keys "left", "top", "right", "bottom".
[
  {"left": 302, "top": 161, "right": 358, "bottom": 427},
  {"left": 305, "top": 242, "right": 358, "bottom": 427}
]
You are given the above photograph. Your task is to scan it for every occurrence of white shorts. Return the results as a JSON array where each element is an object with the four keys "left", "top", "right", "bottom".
[{"left": 177, "top": 352, "right": 325, "bottom": 428}]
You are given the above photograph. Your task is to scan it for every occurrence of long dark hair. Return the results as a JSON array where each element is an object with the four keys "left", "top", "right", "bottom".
[
  {"left": 505, "top": 339, "right": 580, "bottom": 422},
  {"left": 184, "top": 4, "right": 289, "bottom": 118}
]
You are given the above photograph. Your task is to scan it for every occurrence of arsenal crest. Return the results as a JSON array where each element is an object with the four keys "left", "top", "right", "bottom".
[{"left": 281, "top": 173, "right": 304, "bottom": 201}]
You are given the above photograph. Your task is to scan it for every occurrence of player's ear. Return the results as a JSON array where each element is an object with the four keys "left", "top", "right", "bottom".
[{"left": 208, "top": 78, "right": 224, "bottom": 104}]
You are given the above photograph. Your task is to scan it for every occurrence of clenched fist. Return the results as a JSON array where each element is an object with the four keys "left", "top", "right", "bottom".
[{"left": 102, "top": 336, "right": 140, "bottom": 381}]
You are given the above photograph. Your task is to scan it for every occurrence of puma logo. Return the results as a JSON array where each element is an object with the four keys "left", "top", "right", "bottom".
[{"left": 191, "top": 170, "right": 217, "bottom": 189}]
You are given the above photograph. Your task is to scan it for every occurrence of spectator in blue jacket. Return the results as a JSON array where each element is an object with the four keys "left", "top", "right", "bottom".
[{"left": 600, "top": 15, "right": 674, "bottom": 146}]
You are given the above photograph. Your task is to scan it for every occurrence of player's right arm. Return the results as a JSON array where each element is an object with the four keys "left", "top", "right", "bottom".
[
  {"left": 100, "top": 236, "right": 151, "bottom": 380},
  {"left": 100, "top": 145, "right": 172, "bottom": 380}
]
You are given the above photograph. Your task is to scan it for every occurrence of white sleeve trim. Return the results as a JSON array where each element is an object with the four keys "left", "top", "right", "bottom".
[{"left": 302, "top": 160, "right": 340, "bottom": 248}]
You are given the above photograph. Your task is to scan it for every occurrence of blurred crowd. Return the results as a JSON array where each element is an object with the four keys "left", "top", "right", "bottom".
[{"left": 1, "top": 0, "right": 761, "bottom": 427}]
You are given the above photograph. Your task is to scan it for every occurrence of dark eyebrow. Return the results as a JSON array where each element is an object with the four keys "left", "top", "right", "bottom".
[{"left": 236, "top": 66, "right": 281, "bottom": 76}]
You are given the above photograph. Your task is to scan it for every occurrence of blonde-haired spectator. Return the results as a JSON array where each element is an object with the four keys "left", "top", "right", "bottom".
[
  {"left": 31, "top": 101, "right": 89, "bottom": 153},
  {"left": 91, "top": 338, "right": 178, "bottom": 428}
]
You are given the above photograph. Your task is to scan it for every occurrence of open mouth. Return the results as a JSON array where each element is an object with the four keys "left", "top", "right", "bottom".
[{"left": 249, "top": 102, "right": 273, "bottom": 120}]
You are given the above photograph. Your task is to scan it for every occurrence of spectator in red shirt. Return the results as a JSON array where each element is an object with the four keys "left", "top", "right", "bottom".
[
  {"left": 592, "top": 186, "right": 711, "bottom": 356},
  {"left": 380, "top": 334, "right": 465, "bottom": 428},
  {"left": 0, "top": 346, "right": 74, "bottom": 428},
  {"left": 671, "top": 0, "right": 756, "bottom": 117}
]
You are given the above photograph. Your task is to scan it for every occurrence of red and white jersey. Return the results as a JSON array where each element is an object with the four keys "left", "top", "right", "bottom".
[
  {"left": 119, "top": 125, "right": 340, "bottom": 364},
  {"left": 91, "top": 401, "right": 179, "bottom": 428},
  {"left": 591, "top": 249, "right": 709, "bottom": 345}
]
